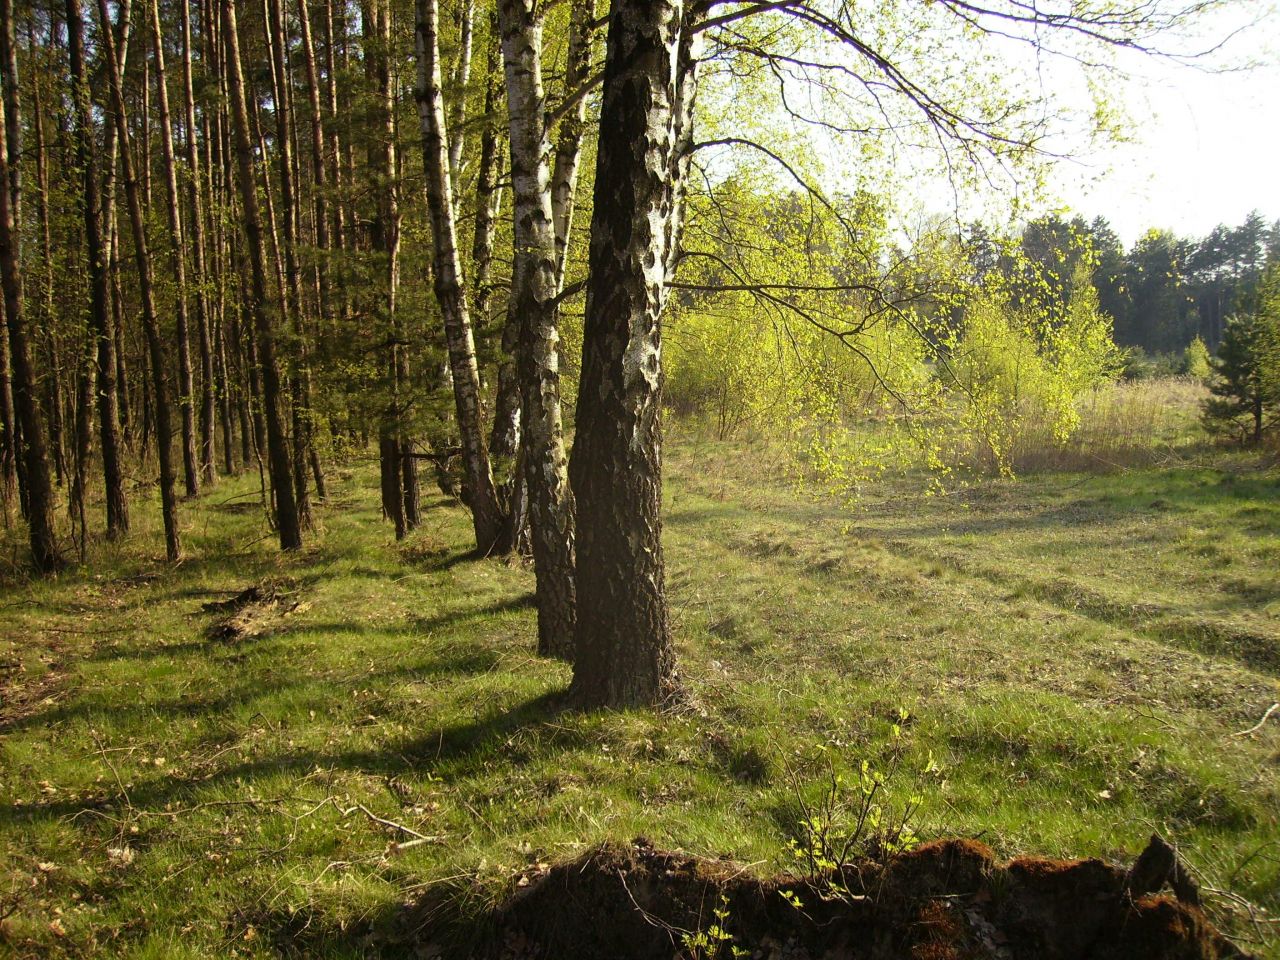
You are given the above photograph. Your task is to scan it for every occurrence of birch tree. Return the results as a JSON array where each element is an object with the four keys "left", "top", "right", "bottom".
[
  {"left": 569, "top": 0, "right": 698, "bottom": 706},
  {"left": 414, "top": 0, "right": 503, "bottom": 554},
  {"left": 497, "top": 0, "right": 592, "bottom": 657}
]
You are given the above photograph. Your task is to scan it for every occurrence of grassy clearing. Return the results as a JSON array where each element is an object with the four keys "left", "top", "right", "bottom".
[{"left": 1, "top": 433, "right": 1278, "bottom": 958}]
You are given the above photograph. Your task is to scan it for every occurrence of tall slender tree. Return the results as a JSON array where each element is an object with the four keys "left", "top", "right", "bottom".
[
  {"left": 0, "top": 0, "right": 60, "bottom": 571},
  {"left": 149, "top": 0, "right": 201, "bottom": 499},
  {"left": 223, "top": 0, "right": 302, "bottom": 550},
  {"left": 97, "top": 0, "right": 181, "bottom": 561},
  {"left": 265, "top": 0, "right": 316, "bottom": 526},
  {"left": 414, "top": 0, "right": 503, "bottom": 554},
  {"left": 66, "top": 0, "right": 128, "bottom": 539},
  {"left": 497, "top": 0, "right": 580, "bottom": 658},
  {"left": 180, "top": 0, "right": 218, "bottom": 485}
]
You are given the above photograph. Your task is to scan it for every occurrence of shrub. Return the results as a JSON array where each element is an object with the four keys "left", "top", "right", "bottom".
[{"left": 1182, "top": 336, "right": 1212, "bottom": 381}]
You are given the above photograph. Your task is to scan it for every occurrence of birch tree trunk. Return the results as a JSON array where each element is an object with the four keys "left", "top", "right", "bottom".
[
  {"left": 446, "top": 0, "right": 473, "bottom": 187},
  {"left": 483, "top": 13, "right": 519, "bottom": 468},
  {"left": 223, "top": 0, "right": 303, "bottom": 550},
  {"left": 414, "top": 0, "right": 503, "bottom": 554},
  {"left": 498, "top": 0, "right": 577, "bottom": 658},
  {"left": 549, "top": 0, "right": 593, "bottom": 288},
  {"left": 568, "top": 0, "right": 699, "bottom": 708},
  {"left": 0, "top": 0, "right": 60, "bottom": 570},
  {"left": 97, "top": 0, "right": 183, "bottom": 561}
]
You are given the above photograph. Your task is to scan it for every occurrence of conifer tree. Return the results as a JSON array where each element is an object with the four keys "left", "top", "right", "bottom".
[{"left": 1203, "top": 300, "right": 1279, "bottom": 445}]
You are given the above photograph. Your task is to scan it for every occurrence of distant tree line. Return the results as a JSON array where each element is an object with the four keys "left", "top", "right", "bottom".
[{"left": 968, "top": 211, "right": 1280, "bottom": 359}]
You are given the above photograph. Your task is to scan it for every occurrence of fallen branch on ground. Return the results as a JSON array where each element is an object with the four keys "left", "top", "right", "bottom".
[{"left": 1232, "top": 702, "right": 1278, "bottom": 738}]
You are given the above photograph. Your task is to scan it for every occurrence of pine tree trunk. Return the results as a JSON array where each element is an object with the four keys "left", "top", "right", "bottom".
[
  {"left": 106, "top": 192, "right": 132, "bottom": 449},
  {"left": 265, "top": 0, "right": 316, "bottom": 526},
  {"left": 400, "top": 435, "right": 419, "bottom": 527},
  {"left": 323, "top": 0, "right": 349, "bottom": 327},
  {"left": 363, "top": 0, "right": 406, "bottom": 537},
  {"left": 67, "top": 0, "right": 128, "bottom": 538},
  {"left": 180, "top": 0, "right": 218, "bottom": 485},
  {"left": 32, "top": 75, "right": 68, "bottom": 495},
  {"left": 223, "top": 0, "right": 302, "bottom": 550},
  {"left": 380, "top": 429, "right": 405, "bottom": 538},
  {"left": 0, "top": 0, "right": 61, "bottom": 571},
  {"left": 568, "top": 0, "right": 698, "bottom": 708},
  {"left": 97, "top": 0, "right": 135, "bottom": 466},
  {"left": 498, "top": 0, "right": 577, "bottom": 658},
  {"left": 414, "top": 0, "right": 503, "bottom": 554},
  {"left": 149, "top": 0, "right": 201, "bottom": 499},
  {"left": 96, "top": 0, "right": 182, "bottom": 561},
  {"left": 296, "top": 0, "right": 332, "bottom": 337},
  {"left": 0, "top": 292, "right": 14, "bottom": 500}
]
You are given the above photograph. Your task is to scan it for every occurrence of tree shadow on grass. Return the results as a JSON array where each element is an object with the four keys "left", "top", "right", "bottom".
[
  {"left": 2, "top": 627, "right": 510, "bottom": 735},
  {"left": 0, "top": 686, "right": 573, "bottom": 831},
  {"left": 407, "top": 592, "right": 537, "bottom": 635}
]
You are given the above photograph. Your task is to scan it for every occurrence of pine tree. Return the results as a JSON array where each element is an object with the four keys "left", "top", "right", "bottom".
[{"left": 1202, "top": 304, "right": 1279, "bottom": 445}]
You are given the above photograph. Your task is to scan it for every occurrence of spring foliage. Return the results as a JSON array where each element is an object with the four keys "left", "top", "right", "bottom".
[{"left": 665, "top": 186, "right": 1124, "bottom": 489}]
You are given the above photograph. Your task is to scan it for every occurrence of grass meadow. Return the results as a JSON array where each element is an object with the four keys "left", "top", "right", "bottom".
[{"left": 1, "top": 379, "right": 1277, "bottom": 958}]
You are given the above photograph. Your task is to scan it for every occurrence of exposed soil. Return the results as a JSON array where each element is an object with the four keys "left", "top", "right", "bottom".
[{"left": 405, "top": 837, "right": 1248, "bottom": 960}]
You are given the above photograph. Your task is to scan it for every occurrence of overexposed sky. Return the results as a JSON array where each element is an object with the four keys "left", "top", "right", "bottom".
[
  {"left": 1041, "top": 6, "right": 1280, "bottom": 246},
  {"left": 701, "top": 2, "right": 1280, "bottom": 249}
]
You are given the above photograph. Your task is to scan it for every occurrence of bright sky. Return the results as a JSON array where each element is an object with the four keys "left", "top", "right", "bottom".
[
  {"left": 704, "top": 2, "right": 1280, "bottom": 250},
  {"left": 1046, "top": 6, "right": 1280, "bottom": 246}
]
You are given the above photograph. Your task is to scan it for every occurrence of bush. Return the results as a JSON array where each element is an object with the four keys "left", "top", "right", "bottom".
[{"left": 1181, "top": 337, "right": 1212, "bottom": 381}]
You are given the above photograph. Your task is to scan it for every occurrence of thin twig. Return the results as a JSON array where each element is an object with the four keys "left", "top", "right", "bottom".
[{"left": 1232, "top": 703, "right": 1279, "bottom": 738}]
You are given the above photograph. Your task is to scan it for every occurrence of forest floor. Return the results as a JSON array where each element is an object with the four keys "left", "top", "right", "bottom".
[{"left": 1, "top": 430, "right": 1277, "bottom": 958}]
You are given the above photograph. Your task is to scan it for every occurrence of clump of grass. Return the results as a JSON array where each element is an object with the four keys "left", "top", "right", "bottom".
[
  {"left": 1008, "top": 377, "right": 1211, "bottom": 473},
  {"left": 936, "top": 376, "right": 1211, "bottom": 476}
]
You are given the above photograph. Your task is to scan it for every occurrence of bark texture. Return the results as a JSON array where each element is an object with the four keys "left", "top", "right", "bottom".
[
  {"left": 498, "top": 0, "right": 577, "bottom": 658},
  {"left": 149, "top": 0, "right": 201, "bottom": 498},
  {"left": 265, "top": 0, "right": 315, "bottom": 527},
  {"left": 97, "top": 0, "right": 182, "bottom": 560},
  {"left": 549, "top": 0, "right": 593, "bottom": 287},
  {"left": 568, "top": 0, "right": 698, "bottom": 708},
  {"left": 414, "top": 0, "right": 503, "bottom": 554},
  {"left": 180, "top": 0, "right": 218, "bottom": 485}
]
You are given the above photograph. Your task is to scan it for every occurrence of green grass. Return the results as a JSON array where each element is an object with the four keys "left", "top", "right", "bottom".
[{"left": 1, "top": 437, "right": 1278, "bottom": 958}]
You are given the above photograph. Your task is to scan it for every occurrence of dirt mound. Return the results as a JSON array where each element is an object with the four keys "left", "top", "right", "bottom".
[
  {"left": 413, "top": 836, "right": 1247, "bottom": 960},
  {"left": 201, "top": 580, "right": 307, "bottom": 640}
]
